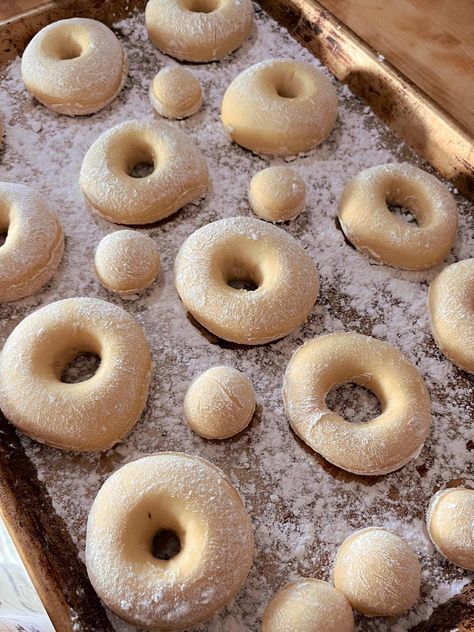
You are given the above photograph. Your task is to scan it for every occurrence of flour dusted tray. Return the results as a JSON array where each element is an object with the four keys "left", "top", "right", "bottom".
[{"left": 0, "top": 1, "right": 473, "bottom": 631}]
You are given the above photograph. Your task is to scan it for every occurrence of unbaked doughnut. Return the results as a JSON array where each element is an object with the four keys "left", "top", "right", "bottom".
[
  {"left": 86, "top": 452, "right": 254, "bottom": 630},
  {"left": 221, "top": 59, "right": 338, "bottom": 155},
  {"left": 21, "top": 18, "right": 127, "bottom": 116},
  {"left": 0, "top": 297, "right": 151, "bottom": 451},
  {"left": 333, "top": 527, "right": 421, "bottom": 616},
  {"left": 429, "top": 259, "right": 474, "bottom": 373},
  {"left": 0, "top": 182, "right": 64, "bottom": 302},
  {"left": 427, "top": 487, "right": 474, "bottom": 570},
  {"left": 262, "top": 579, "right": 354, "bottom": 632},
  {"left": 174, "top": 216, "right": 319, "bottom": 345},
  {"left": 338, "top": 163, "right": 458, "bottom": 270},
  {"left": 145, "top": 0, "right": 254, "bottom": 62},
  {"left": 283, "top": 332, "right": 431, "bottom": 475},
  {"left": 149, "top": 66, "right": 203, "bottom": 119},
  {"left": 95, "top": 230, "right": 160, "bottom": 295},
  {"left": 184, "top": 366, "right": 256, "bottom": 439},
  {"left": 80, "top": 119, "right": 208, "bottom": 224},
  {"left": 248, "top": 166, "right": 305, "bottom": 222}
]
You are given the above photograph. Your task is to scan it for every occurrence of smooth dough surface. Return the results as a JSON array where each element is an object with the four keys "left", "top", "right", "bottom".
[
  {"left": 21, "top": 18, "right": 127, "bottom": 116},
  {"left": 149, "top": 66, "right": 203, "bottom": 119},
  {"left": 86, "top": 452, "right": 254, "bottom": 630},
  {"left": 333, "top": 527, "right": 421, "bottom": 616},
  {"left": 80, "top": 119, "right": 208, "bottom": 224},
  {"left": 283, "top": 332, "right": 431, "bottom": 475},
  {"left": 145, "top": 0, "right": 254, "bottom": 62},
  {"left": 184, "top": 366, "right": 256, "bottom": 439},
  {"left": 248, "top": 166, "right": 306, "bottom": 222},
  {"left": 174, "top": 216, "right": 319, "bottom": 345},
  {"left": 427, "top": 488, "right": 474, "bottom": 570},
  {"left": 429, "top": 259, "right": 474, "bottom": 373},
  {"left": 221, "top": 59, "right": 338, "bottom": 155},
  {"left": 0, "top": 182, "right": 64, "bottom": 302},
  {"left": 95, "top": 230, "right": 161, "bottom": 294},
  {"left": 338, "top": 163, "right": 458, "bottom": 270},
  {"left": 262, "top": 579, "right": 354, "bottom": 632},
  {"left": 0, "top": 297, "right": 151, "bottom": 451}
]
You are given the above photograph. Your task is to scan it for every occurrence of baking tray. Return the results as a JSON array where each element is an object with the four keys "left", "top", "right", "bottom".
[{"left": 0, "top": 1, "right": 473, "bottom": 631}]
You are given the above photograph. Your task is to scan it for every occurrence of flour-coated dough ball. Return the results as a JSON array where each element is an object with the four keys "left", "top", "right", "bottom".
[
  {"left": 262, "top": 579, "right": 354, "bottom": 632},
  {"left": 333, "top": 527, "right": 421, "bottom": 616},
  {"left": 248, "top": 166, "right": 305, "bottom": 222},
  {"left": 184, "top": 366, "right": 256, "bottom": 439},
  {"left": 150, "top": 66, "right": 203, "bottom": 119},
  {"left": 95, "top": 230, "right": 160, "bottom": 294}
]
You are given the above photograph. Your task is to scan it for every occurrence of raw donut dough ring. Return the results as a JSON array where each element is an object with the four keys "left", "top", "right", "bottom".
[
  {"left": 145, "top": 0, "right": 254, "bottom": 62},
  {"left": 184, "top": 366, "right": 256, "bottom": 439},
  {"left": 338, "top": 163, "right": 458, "bottom": 270},
  {"left": 174, "top": 216, "right": 319, "bottom": 345},
  {"left": 429, "top": 259, "right": 474, "bottom": 373},
  {"left": 21, "top": 18, "right": 127, "bottom": 116},
  {"left": 262, "top": 579, "right": 354, "bottom": 632},
  {"left": 333, "top": 527, "right": 421, "bottom": 616},
  {"left": 149, "top": 66, "right": 203, "bottom": 119},
  {"left": 0, "top": 182, "right": 64, "bottom": 302},
  {"left": 283, "top": 332, "right": 431, "bottom": 475},
  {"left": 427, "top": 487, "right": 474, "bottom": 570},
  {"left": 0, "top": 297, "right": 151, "bottom": 451},
  {"left": 221, "top": 59, "right": 338, "bottom": 155},
  {"left": 248, "top": 166, "right": 306, "bottom": 222},
  {"left": 95, "top": 230, "right": 161, "bottom": 294},
  {"left": 80, "top": 119, "right": 208, "bottom": 225},
  {"left": 85, "top": 452, "right": 254, "bottom": 631}
]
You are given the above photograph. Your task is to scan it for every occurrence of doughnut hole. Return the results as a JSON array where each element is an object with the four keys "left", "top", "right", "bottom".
[
  {"left": 122, "top": 496, "right": 204, "bottom": 571},
  {"left": 270, "top": 66, "right": 317, "bottom": 100},
  {"left": 215, "top": 237, "right": 278, "bottom": 293},
  {"left": 0, "top": 199, "right": 10, "bottom": 248},
  {"left": 61, "top": 352, "right": 101, "bottom": 383},
  {"left": 41, "top": 24, "right": 90, "bottom": 60},
  {"left": 181, "top": 0, "right": 222, "bottom": 13},
  {"left": 326, "top": 382, "right": 382, "bottom": 424},
  {"left": 384, "top": 179, "right": 428, "bottom": 227},
  {"left": 109, "top": 134, "right": 160, "bottom": 180}
]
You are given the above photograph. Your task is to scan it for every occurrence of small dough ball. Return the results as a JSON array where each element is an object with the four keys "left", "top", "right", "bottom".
[
  {"left": 248, "top": 166, "right": 305, "bottom": 222},
  {"left": 184, "top": 366, "right": 256, "bottom": 439},
  {"left": 95, "top": 230, "right": 160, "bottom": 294},
  {"left": 427, "top": 488, "right": 474, "bottom": 570},
  {"left": 262, "top": 579, "right": 354, "bottom": 632},
  {"left": 149, "top": 66, "right": 203, "bottom": 120},
  {"left": 333, "top": 527, "right": 421, "bottom": 616}
]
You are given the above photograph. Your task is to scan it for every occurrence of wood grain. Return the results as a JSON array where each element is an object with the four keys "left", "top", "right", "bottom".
[
  {"left": 318, "top": 0, "right": 474, "bottom": 136},
  {"left": 0, "top": 0, "right": 47, "bottom": 20}
]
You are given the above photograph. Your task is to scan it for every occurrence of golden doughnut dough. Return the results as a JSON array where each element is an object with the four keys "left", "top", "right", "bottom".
[
  {"left": 21, "top": 18, "right": 127, "bottom": 116},
  {"left": 95, "top": 230, "right": 161, "bottom": 295},
  {"left": 0, "top": 182, "right": 64, "bottom": 302},
  {"left": 262, "top": 579, "right": 354, "bottom": 632},
  {"left": 283, "top": 332, "right": 431, "bottom": 475},
  {"left": 427, "top": 488, "right": 474, "bottom": 570},
  {"left": 86, "top": 452, "right": 254, "bottom": 630},
  {"left": 149, "top": 66, "right": 203, "bottom": 119},
  {"left": 429, "top": 259, "right": 474, "bottom": 373},
  {"left": 184, "top": 366, "right": 256, "bottom": 439},
  {"left": 221, "top": 59, "right": 338, "bottom": 155},
  {"left": 338, "top": 163, "right": 458, "bottom": 270},
  {"left": 0, "top": 298, "right": 151, "bottom": 451},
  {"left": 248, "top": 166, "right": 306, "bottom": 222},
  {"left": 80, "top": 119, "right": 208, "bottom": 225},
  {"left": 333, "top": 528, "right": 421, "bottom": 616},
  {"left": 145, "top": 0, "right": 254, "bottom": 62},
  {"left": 174, "top": 217, "right": 319, "bottom": 345}
]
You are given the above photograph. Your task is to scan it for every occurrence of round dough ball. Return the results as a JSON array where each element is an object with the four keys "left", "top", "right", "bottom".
[
  {"left": 262, "top": 579, "right": 354, "bottom": 632},
  {"left": 95, "top": 230, "right": 160, "bottom": 294},
  {"left": 333, "top": 528, "right": 421, "bottom": 616},
  {"left": 248, "top": 166, "right": 305, "bottom": 222},
  {"left": 150, "top": 66, "right": 203, "bottom": 119},
  {"left": 184, "top": 366, "right": 256, "bottom": 439},
  {"left": 427, "top": 488, "right": 474, "bottom": 570}
]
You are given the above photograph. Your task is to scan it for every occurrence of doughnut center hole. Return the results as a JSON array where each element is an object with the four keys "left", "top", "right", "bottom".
[
  {"left": 387, "top": 202, "right": 419, "bottom": 226},
  {"left": 60, "top": 352, "right": 101, "bottom": 383},
  {"left": 326, "top": 382, "right": 382, "bottom": 423},
  {"left": 151, "top": 529, "right": 181, "bottom": 560},
  {"left": 124, "top": 142, "right": 156, "bottom": 179},
  {"left": 43, "top": 27, "right": 90, "bottom": 60},
  {"left": 226, "top": 262, "right": 261, "bottom": 291},
  {"left": 0, "top": 207, "right": 9, "bottom": 248},
  {"left": 185, "top": 0, "right": 220, "bottom": 13},
  {"left": 275, "top": 71, "right": 307, "bottom": 99}
]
